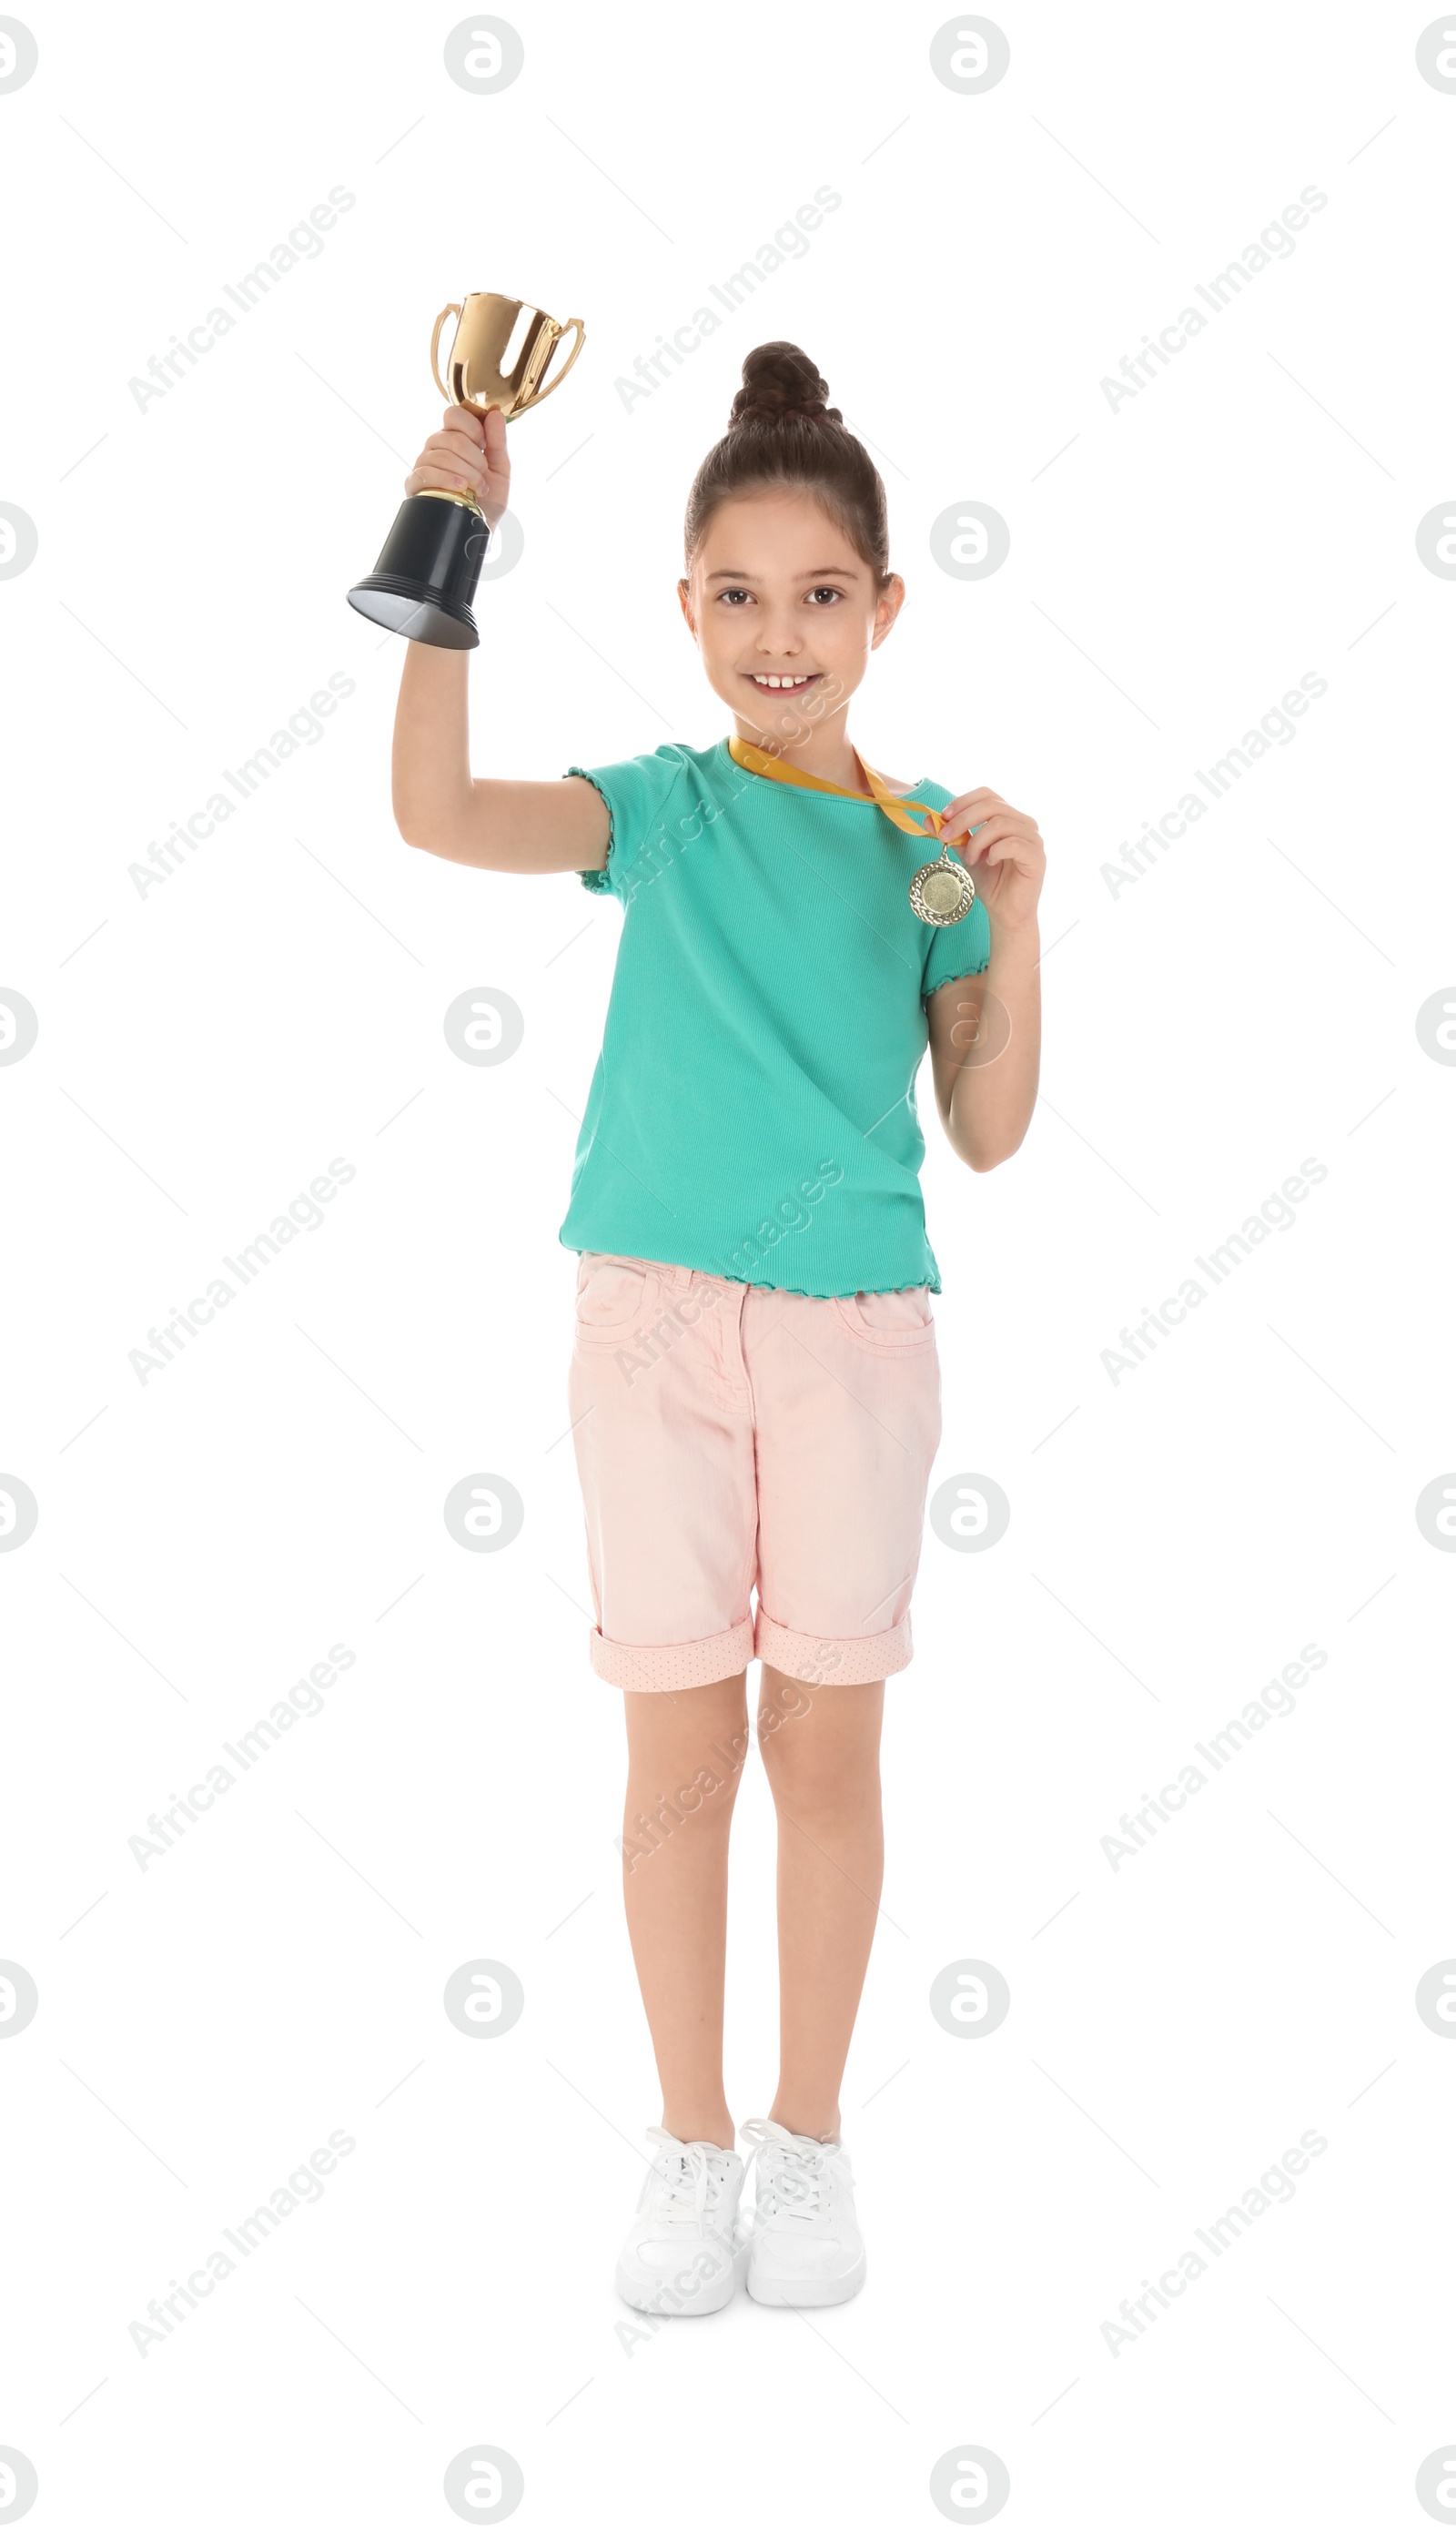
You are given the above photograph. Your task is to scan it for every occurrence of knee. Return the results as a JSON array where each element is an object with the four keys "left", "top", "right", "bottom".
[
  {"left": 625, "top": 1728, "right": 749, "bottom": 1841},
  {"left": 624, "top": 1682, "right": 749, "bottom": 1789},
  {"left": 756, "top": 1676, "right": 882, "bottom": 1818},
  {"left": 759, "top": 1726, "right": 880, "bottom": 1824}
]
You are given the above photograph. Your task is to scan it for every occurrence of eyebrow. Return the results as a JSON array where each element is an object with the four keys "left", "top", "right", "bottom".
[{"left": 705, "top": 565, "right": 861, "bottom": 582}]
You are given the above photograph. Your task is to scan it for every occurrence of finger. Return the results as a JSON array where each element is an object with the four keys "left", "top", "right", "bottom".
[
  {"left": 409, "top": 467, "right": 488, "bottom": 501},
  {"left": 415, "top": 449, "right": 488, "bottom": 488},
  {"left": 413, "top": 439, "right": 493, "bottom": 493},
  {"left": 957, "top": 842, "right": 1039, "bottom": 885},
  {"left": 941, "top": 809, "right": 1033, "bottom": 845},
  {"left": 965, "top": 836, "right": 1040, "bottom": 876},
  {"left": 941, "top": 812, "right": 1031, "bottom": 851},
  {"left": 938, "top": 788, "right": 1006, "bottom": 819},
  {"left": 426, "top": 421, "right": 493, "bottom": 466},
  {"left": 948, "top": 815, "right": 1039, "bottom": 850},
  {"left": 440, "top": 404, "right": 486, "bottom": 443}
]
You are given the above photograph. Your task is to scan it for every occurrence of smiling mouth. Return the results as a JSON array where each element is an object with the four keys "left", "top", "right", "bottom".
[{"left": 745, "top": 672, "right": 820, "bottom": 694}]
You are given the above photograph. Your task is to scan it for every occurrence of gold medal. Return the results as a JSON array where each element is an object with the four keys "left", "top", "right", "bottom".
[
  {"left": 909, "top": 841, "right": 976, "bottom": 927},
  {"left": 725, "top": 734, "right": 979, "bottom": 929}
]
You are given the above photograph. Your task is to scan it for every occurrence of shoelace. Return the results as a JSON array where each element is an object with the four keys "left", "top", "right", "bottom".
[
  {"left": 740, "top": 2118, "right": 836, "bottom": 2220},
  {"left": 643, "top": 2128, "right": 733, "bottom": 2225}
]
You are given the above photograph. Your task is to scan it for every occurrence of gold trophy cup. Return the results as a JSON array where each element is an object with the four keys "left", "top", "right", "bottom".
[{"left": 347, "top": 293, "right": 585, "bottom": 648}]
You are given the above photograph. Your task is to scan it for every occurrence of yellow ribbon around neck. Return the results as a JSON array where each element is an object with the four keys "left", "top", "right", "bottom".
[{"left": 727, "top": 733, "right": 949, "bottom": 842}]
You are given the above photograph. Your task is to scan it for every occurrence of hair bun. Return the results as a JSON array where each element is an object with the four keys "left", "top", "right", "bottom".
[{"left": 728, "top": 340, "right": 843, "bottom": 430}]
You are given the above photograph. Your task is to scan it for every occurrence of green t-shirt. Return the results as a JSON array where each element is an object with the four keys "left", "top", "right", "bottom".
[{"left": 558, "top": 736, "right": 990, "bottom": 1297}]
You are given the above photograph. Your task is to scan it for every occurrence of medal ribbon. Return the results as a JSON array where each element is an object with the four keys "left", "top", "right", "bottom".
[{"left": 726, "top": 733, "right": 961, "bottom": 845}]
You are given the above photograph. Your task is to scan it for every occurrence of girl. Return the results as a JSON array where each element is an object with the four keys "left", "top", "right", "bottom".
[{"left": 390, "top": 340, "right": 1045, "bottom": 2313}]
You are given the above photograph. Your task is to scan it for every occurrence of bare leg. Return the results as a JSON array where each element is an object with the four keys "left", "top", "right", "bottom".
[
  {"left": 755, "top": 1664, "right": 885, "bottom": 2141},
  {"left": 621, "top": 1674, "right": 750, "bottom": 2152}
]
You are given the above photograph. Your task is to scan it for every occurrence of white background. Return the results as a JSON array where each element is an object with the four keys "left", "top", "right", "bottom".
[{"left": 3, "top": 1, "right": 1455, "bottom": 2532}]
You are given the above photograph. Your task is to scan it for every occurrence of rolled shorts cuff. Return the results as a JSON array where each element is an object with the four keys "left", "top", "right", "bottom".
[
  {"left": 588, "top": 1617, "right": 756, "bottom": 1693},
  {"left": 754, "top": 1612, "right": 914, "bottom": 1685}
]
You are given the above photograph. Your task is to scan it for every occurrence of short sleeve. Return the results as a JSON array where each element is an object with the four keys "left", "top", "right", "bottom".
[
  {"left": 563, "top": 747, "right": 690, "bottom": 902},
  {"left": 921, "top": 887, "right": 991, "bottom": 1003}
]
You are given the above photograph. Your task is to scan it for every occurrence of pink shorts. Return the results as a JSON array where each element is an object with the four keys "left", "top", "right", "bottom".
[{"left": 566, "top": 1252, "right": 943, "bottom": 1692}]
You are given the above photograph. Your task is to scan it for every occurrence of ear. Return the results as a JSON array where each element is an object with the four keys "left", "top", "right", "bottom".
[
  {"left": 869, "top": 572, "right": 905, "bottom": 651},
  {"left": 676, "top": 575, "right": 696, "bottom": 637}
]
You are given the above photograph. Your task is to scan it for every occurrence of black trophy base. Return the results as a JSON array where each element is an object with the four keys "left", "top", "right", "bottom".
[
  {"left": 347, "top": 572, "right": 479, "bottom": 649},
  {"left": 347, "top": 492, "right": 491, "bottom": 650}
]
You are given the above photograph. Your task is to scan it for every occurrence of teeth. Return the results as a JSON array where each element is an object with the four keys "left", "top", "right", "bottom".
[{"left": 751, "top": 673, "right": 814, "bottom": 689}]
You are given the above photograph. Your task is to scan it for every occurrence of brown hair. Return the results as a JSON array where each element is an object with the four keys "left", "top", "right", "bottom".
[{"left": 682, "top": 341, "right": 892, "bottom": 589}]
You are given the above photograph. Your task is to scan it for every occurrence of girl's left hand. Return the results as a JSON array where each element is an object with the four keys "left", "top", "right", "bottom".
[{"left": 935, "top": 789, "right": 1045, "bottom": 933}]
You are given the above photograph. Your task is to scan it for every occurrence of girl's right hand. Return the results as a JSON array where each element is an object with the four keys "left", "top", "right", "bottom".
[{"left": 404, "top": 404, "right": 511, "bottom": 530}]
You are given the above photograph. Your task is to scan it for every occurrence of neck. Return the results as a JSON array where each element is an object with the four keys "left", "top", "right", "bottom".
[{"left": 730, "top": 702, "right": 865, "bottom": 792}]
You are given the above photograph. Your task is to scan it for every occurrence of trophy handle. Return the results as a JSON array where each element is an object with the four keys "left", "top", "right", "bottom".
[
  {"left": 430, "top": 302, "right": 463, "bottom": 402},
  {"left": 518, "top": 317, "right": 584, "bottom": 411}
]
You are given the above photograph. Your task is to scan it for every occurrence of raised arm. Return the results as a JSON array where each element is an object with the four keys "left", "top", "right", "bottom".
[{"left": 389, "top": 405, "right": 610, "bottom": 876}]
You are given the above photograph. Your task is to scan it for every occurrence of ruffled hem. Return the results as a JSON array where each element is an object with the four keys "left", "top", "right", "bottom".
[
  {"left": 564, "top": 765, "right": 615, "bottom": 891},
  {"left": 922, "top": 959, "right": 990, "bottom": 1008}
]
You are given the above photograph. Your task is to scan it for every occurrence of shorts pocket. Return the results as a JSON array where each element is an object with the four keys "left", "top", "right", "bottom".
[
  {"left": 831, "top": 1288, "right": 937, "bottom": 1352},
  {"left": 573, "top": 1253, "right": 662, "bottom": 1347}
]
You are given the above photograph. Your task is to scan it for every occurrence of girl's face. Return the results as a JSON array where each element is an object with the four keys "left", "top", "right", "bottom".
[{"left": 677, "top": 490, "right": 905, "bottom": 742}]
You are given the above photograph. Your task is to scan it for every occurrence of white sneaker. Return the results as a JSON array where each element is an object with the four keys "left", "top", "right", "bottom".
[
  {"left": 614, "top": 2128, "right": 746, "bottom": 2315},
  {"left": 740, "top": 2117, "right": 866, "bottom": 2306}
]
